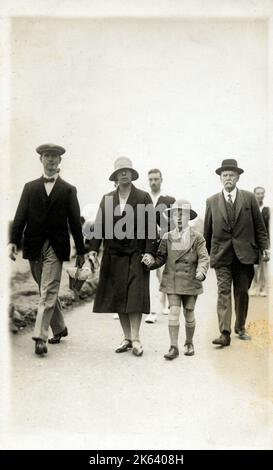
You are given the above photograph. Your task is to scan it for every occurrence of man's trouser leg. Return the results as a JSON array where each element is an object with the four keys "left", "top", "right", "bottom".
[
  {"left": 30, "top": 241, "right": 65, "bottom": 342},
  {"left": 232, "top": 260, "right": 254, "bottom": 333},
  {"left": 215, "top": 266, "right": 233, "bottom": 334}
]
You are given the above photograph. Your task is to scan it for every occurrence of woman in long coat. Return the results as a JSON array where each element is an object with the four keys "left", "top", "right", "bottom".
[{"left": 88, "top": 157, "right": 157, "bottom": 356}]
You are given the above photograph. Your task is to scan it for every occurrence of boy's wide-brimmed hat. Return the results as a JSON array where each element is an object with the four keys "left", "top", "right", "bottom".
[
  {"left": 215, "top": 159, "right": 244, "bottom": 175},
  {"left": 36, "top": 143, "right": 66, "bottom": 156},
  {"left": 164, "top": 199, "right": 198, "bottom": 220},
  {"left": 109, "top": 156, "right": 139, "bottom": 181}
]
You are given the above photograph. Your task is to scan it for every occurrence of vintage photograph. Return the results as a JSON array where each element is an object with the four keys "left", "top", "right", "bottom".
[{"left": 0, "top": 0, "right": 272, "bottom": 451}]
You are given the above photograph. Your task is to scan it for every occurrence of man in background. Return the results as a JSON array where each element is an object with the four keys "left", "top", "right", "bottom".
[
  {"left": 145, "top": 168, "right": 175, "bottom": 324},
  {"left": 249, "top": 186, "right": 270, "bottom": 297}
]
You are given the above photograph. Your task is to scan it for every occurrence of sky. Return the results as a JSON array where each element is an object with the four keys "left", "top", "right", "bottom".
[{"left": 7, "top": 17, "right": 269, "bottom": 220}]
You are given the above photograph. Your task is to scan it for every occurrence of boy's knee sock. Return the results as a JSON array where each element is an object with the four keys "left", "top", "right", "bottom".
[
  {"left": 184, "top": 309, "right": 196, "bottom": 344},
  {"left": 168, "top": 325, "right": 180, "bottom": 348},
  {"left": 168, "top": 306, "right": 180, "bottom": 347}
]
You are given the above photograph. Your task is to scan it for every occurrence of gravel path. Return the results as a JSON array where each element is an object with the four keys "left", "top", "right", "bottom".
[{"left": 4, "top": 270, "right": 273, "bottom": 449}]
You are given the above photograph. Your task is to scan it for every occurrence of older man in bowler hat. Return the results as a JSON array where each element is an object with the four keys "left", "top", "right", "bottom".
[
  {"left": 204, "top": 159, "right": 269, "bottom": 346},
  {"left": 8, "top": 144, "right": 85, "bottom": 355}
]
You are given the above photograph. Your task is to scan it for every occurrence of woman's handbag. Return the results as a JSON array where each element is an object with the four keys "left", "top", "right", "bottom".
[{"left": 67, "top": 265, "right": 92, "bottom": 292}]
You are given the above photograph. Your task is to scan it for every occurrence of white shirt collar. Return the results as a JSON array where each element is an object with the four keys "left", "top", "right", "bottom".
[
  {"left": 223, "top": 187, "right": 237, "bottom": 202},
  {"left": 173, "top": 225, "right": 190, "bottom": 237},
  {"left": 150, "top": 190, "right": 161, "bottom": 205},
  {"left": 43, "top": 172, "right": 59, "bottom": 182}
]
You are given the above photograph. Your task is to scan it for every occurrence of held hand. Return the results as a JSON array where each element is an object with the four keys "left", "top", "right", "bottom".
[
  {"left": 76, "top": 254, "right": 85, "bottom": 268},
  {"left": 141, "top": 253, "right": 155, "bottom": 267},
  {"left": 262, "top": 250, "right": 270, "bottom": 262},
  {"left": 8, "top": 243, "right": 18, "bottom": 261},
  {"left": 195, "top": 272, "right": 205, "bottom": 281}
]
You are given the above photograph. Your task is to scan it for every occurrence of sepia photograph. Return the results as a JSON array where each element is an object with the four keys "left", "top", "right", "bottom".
[{"left": 0, "top": 0, "right": 272, "bottom": 456}]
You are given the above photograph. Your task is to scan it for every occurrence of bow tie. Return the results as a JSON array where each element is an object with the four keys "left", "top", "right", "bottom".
[{"left": 43, "top": 177, "right": 55, "bottom": 183}]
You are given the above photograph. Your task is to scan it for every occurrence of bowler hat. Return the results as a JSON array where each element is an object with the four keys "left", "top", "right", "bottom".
[
  {"left": 109, "top": 156, "right": 139, "bottom": 181},
  {"left": 36, "top": 143, "right": 66, "bottom": 156},
  {"left": 215, "top": 159, "right": 244, "bottom": 175},
  {"left": 164, "top": 199, "right": 197, "bottom": 220}
]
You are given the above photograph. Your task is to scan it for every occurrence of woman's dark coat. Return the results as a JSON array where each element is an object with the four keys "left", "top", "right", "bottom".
[{"left": 88, "top": 184, "right": 157, "bottom": 314}]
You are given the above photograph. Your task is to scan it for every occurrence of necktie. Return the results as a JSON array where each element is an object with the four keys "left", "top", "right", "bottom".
[
  {"left": 43, "top": 177, "right": 55, "bottom": 183},
  {"left": 227, "top": 194, "right": 233, "bottom": 204},
  {"left": 226, "top": 193, "right": 235, "bottom": 227}
]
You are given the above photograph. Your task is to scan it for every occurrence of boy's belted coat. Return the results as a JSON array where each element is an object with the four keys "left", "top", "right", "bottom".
[{"left": 151, "top": 228, "right": 209, "bottom": 295}]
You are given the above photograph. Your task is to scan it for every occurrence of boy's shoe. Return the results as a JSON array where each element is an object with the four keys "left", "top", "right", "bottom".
[
  {"left": 164, "top": 345, "right": 179, "bottom": 360},
  {"left": 184, "top": 343, "right": 194, "bottom": 356}
]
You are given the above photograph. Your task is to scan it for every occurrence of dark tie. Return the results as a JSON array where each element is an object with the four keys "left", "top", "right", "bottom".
[
  {"left": 226, "top": 193, "right": 235, "bottom": 227},
  {"left": 43, "top": 177, "right": 55, "bottom": 183},
  {"left": 227, "top": 194, "right": 233, "bottom": 204}
]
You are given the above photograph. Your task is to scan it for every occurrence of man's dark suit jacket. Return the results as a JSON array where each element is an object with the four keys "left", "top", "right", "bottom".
[
  {"left": 261, "top": 206, "right": 270, "bottom": 236},
  {"left": 10, "top": 176, "right": 85, "bottom": 261},
  {"left": 204, "top": 189, "right": 269, "bottom": 268},
  {"left": 154, "top": 194, "right": 176, "bottom": 236}
]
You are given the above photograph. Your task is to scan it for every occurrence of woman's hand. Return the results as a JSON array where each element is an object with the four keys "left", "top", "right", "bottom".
[{"left": 141, "top": 253, "right": 155, "bottom": 267}]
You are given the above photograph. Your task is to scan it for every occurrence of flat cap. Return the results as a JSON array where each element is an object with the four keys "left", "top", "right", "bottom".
[{"left": 36, "top": 143, "right": 66, "bottom": 156}]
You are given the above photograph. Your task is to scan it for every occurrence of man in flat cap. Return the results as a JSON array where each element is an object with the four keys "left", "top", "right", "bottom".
[
  {"left": 8, "top": 144, "right": 85, "bottom": 356},
  {"left": 204, "top": 159, "right": 269, "bottom": 347}
]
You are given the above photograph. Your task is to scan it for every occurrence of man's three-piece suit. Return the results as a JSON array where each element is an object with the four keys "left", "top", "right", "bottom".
[{"left": 204, "top": 188, "right": 269, "bottom": 334}]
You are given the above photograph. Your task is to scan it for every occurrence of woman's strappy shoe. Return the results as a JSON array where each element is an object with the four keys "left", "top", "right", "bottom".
[
  {"left": 115, "top": 339, "right": 133, "bottom": 353},
  {"left": 132, "top": 340, "right": 144, "bottom": 357}
]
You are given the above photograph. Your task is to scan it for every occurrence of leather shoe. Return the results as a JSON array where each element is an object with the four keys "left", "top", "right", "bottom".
[
  {"left": 35, "top": 339, "right": 47, "bottom": 356},
  {"left": 115, "top": 339, "right": 132, "bottom": 353},
  {"left": 238, "top": 331, "right": 251, "bottom": 340},
  {"left": 132, "top": 340, "right": 144, "bottom": 357},
  {"left": 212, "top": 333, "right": 231, "bottom": 347},
  {"left": 48, "top": 327, "right": 68, "bottom": 344},
  {"left": 164, "top": 345, "right": 179, "bottom": 360},
  {"left": 184, "top": 343, "right": 194, "bottom": 356},
  {"left": 145, "top": 313, "right": 157, "bottom": 324}
]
